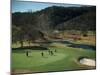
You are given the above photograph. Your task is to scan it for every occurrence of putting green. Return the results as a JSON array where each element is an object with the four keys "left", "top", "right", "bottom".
[
  {"left": 12, "top": 50, "right": 67, "bottom": 68},
  {"left": 12, "top": 46, "right": 96, "bottom": 73}
]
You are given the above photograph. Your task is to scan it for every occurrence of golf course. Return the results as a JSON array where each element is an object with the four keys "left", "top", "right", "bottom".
[
  {"left": 12, "top": 39, "right": 96, "bottom": 74},
  {"left": 12, "top": 2, "right": 96, "bottom": 74}
]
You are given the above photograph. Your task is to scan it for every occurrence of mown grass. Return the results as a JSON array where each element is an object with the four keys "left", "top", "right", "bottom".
[{"left": 12, "top": 44, "right": 96, "bottom": 74}]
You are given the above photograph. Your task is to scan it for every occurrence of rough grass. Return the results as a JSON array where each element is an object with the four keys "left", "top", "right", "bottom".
[{"left": 76, "top": 36, "right": 96, "bottom": 46}]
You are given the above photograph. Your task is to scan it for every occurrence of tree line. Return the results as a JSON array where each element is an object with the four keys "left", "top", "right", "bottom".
[{"left": 12, "top": 6, "right": 96, "bottom": 47}]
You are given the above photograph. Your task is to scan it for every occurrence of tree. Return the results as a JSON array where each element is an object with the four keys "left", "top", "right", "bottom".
[{"left": 81, "top": 29, "right": 88, "bottom": 37}]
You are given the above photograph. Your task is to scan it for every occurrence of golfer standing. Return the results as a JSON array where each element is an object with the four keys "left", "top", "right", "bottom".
[
  {"left": 26, "top": 51, "right": 29, "bottom": 57},
  {"left": 41, "top": 52, "right": 44, "bottom": 57}
]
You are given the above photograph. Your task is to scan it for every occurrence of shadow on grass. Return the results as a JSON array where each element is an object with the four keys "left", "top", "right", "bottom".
[
  {"left": 51, "top": 40, "right": 73, "bottom": 44},
  {"left": 78, "top": 56, "right": 90, "bottom": 61},
  {"left": 50, "top": 40, "right": 96, "bottom": 50},
  {"left": 26, "top": 56, "right": 34, "bottom": 57},
  {"left": 12, "top": 46, "right": 48, "bottom": 50},
  {"left": 12, "top": 46, "right": 48, "bottom": 53},
  {"left": 69, "top": 44, "right": 96, "bottom": 51},
  {"left": 12, "top": 40, "right": 96, "bottom": 53}
]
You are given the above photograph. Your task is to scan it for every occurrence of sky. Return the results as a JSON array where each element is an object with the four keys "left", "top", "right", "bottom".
[{"left": 12, "top": 0, "right": 87, "bottom": 13}]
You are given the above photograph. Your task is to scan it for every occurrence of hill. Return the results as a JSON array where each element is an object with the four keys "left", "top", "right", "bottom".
[
  {"left": 57, "top": 11, "right": 96, "bottom": 31},
  {"left": 12, "top": 6, "right": 96, "bottom": 31}
]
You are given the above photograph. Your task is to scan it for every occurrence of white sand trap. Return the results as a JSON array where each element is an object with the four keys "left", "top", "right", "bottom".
[
  {"left": 50, "top": 43, "right": 66, "bottom": 48},
  {"left": 79, "top": 58, "right": 96, "bottom": 66}
]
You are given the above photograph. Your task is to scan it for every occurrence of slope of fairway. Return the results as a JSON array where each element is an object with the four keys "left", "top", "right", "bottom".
[
  {"left": 12, "top": 45, "right": 96, "bottom": 74},
  {"left": 12, "top": 50, "right": 67, "bottom": 69}
]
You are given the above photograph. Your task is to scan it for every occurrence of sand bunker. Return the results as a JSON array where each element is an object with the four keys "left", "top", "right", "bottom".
[
  {"left": 50, "top": 43, "right": 66, "bottom": 48},
  {"left": 79, "top": 58, "right": 96, "bottom": 66}
]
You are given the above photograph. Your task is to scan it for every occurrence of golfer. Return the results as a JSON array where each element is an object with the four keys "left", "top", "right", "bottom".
[
  {"left": 26, "top": 51, "right": 29, "bottom": 57},
  {"left": 41, "top": 52, "right": 44, "bottom": 57}
]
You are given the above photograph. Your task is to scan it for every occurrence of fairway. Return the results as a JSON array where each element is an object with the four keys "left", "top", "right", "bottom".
[
  {"left": 12, "top": 44, "right": 96, "bottom": 73},
  {"left": 12, "top": 50, "right": 67, "bottom": 67}
]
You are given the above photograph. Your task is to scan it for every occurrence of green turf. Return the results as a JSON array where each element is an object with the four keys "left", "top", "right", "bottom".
[{"left": 12, "top": 44, "right": 96, "bottom": 73}]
